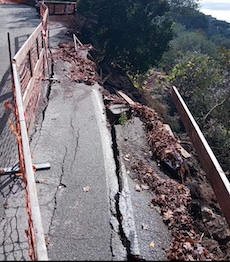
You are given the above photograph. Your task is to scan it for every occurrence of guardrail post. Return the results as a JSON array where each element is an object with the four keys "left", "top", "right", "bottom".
[
  {"left": 28, "top": 50, "right": 33, "bottom": 77},
  {"left": 36, "top": 38, "right": 40, "bottom": 60}
]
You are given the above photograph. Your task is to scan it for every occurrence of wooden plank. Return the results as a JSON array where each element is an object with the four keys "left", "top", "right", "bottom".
[
  {"left": 171, "top": 85, "right": 230, "bottom": 227},
  {"left": 162, "top": 124, "right": 191, "bottom": 158},
  {"left": 42, "top": 8, "right": 49, "bottom": 28},
  {"left": 73, "top": 33, "right": 83, "bottom": 47},
  {"left": 117, "top": 90, "right": 135, "bottom": 105},
  {"left": 13, "top": 23, "right": 42, "bottom": 66}
]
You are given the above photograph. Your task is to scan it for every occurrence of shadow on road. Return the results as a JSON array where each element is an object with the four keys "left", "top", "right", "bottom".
[{"left": 0, "top": 3, "right": 39, "bottom": 29}]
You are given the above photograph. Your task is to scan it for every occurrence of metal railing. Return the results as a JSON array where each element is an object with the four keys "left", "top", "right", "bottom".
[
  {"left": 171, "top": 85, "right": 230, "bottom": 227},
  {"left": 41, "top": 0, "right": 76, "bottom": 15}
]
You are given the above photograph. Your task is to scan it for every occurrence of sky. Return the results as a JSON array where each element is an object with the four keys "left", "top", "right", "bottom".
[{"left": 199, "top": 0, "right": 230, "bottom": 23}]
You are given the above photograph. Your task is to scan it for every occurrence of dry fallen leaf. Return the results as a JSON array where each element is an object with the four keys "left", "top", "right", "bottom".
[
  {"left": 183, "top": 241, "right": 193, "bottom": 251},
  {"left": 141, "top": 184, "right": 149, "bottom": 190},
  {"left": 124, "top": 154, "right": 130, "bottom": 161},
  {"left": 35, "top": 178, "right": 47, "bottom": 183},
  {"left": 149, "top": 241, "right": 155, "bottom": 248},
  {"left": 45, "top": 236, "right": 50, "bottom": 246},
  {"left": 83, "top": 186, "right": 91, "bottom": 192},
  {"left": 141, "top": 223, "right": 149, "bottom": 230},
  {"left": 163, "top": 209, "right": 174, "bottom": 221},
  {"left": 135, "top": 184, "right": 141, "bottom": 192}
]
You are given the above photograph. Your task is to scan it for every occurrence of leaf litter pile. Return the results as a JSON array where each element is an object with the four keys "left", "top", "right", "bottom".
[
  {"left": 51, "top": 41, "right": 101, "bottom": 85},
  {"left": 52, "top": 41, "right": 230, "bottom": 261},
  {"left": 132, "top": 160, "right": 211, "bottom": 261}
]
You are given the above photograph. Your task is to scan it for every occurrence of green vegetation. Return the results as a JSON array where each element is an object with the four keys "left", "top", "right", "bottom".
[
  {"left": 160, "top": 1, "right": 230, "bottom": 173},
  {"left": 76, "top": 0, "right": 230, "bottom": 172},
  {"left": 118, "top": 111, "right": 127, "bottom": 126},
  {"left": 167, "top": 51, "right": 230, "bottom": 173},
  {"left": 77, "top": 0, "right": 173, "bottom": 75}
]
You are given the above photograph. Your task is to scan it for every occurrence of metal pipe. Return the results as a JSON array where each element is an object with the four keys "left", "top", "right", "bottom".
[{"left": 0, "top": 162, "right": 50, "bottom": 175}]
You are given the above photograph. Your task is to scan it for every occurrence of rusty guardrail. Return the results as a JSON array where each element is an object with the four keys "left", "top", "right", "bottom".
[
  {"left": 171, "top": 85, "right": 230, "bottom": 227},
  {"left": 41, "top": 0, "right": 76, "bottom": 15}
]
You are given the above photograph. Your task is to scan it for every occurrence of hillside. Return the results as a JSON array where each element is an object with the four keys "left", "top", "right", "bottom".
[
  {"left": 102, "top": 64, "right": 230, "bottom": 261},
  {"left": 54, "top": 40, "right": 230, "bottom": 260},
  {"left": 68, "top": 4, "right": 230, "bottom": 258}
]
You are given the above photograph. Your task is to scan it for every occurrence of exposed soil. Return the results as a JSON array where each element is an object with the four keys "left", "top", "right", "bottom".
[{"left": 53, "top": 41, "right": 230, "bottom": 261}]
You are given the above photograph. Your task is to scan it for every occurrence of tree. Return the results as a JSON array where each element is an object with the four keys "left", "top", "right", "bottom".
[
  {"left": 167, "top": 0, "right": 201, "bottom": 20},
  {"left": 159, "top": 25, "right": 217, "bottom": 72},
  {"left": 177, "top": 10, "right": 209, "bottom": 31},
  {"left": 168, "top": 53, "right": 222, "bottom": 121},
  {"left": 167, "top": 52, "right": 230, "bottom": 172},
  {"left": 77, "top": 0, "right": 173, "bottom": 74},
  {"left": 211, "top": 35, "right": 230, "bottom": 49},
  {"left": 168, "top": 0, "right": 200, "bottom": 10}
]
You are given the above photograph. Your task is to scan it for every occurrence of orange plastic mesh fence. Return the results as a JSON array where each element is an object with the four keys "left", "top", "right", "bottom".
[
  {"left": 17, "top": 33, "right": 45, "bottom": 132},
  {"left": 4, "top": 3, "right": 49, "bottom": 260}
]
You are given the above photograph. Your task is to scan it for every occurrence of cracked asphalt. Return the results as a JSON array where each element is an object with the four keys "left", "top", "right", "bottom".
[
  {"left": 30, "top": 62, "right": 122, "bottom": 260},
  {"left": 29, "top": 21, "right": 171, "bottom": 260}
]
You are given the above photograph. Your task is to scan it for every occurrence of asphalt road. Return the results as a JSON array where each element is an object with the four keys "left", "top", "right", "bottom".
[
  {"left": 0, "top": 3, "right": 40, "bottom": 168},
  {"left": 0, "top": 3, "right": 40, "bottom": 79}
]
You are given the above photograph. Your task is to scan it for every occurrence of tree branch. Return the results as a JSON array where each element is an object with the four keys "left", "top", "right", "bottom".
[{"left": 203, "top": 93, "right": 230, "bottom": 122}]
